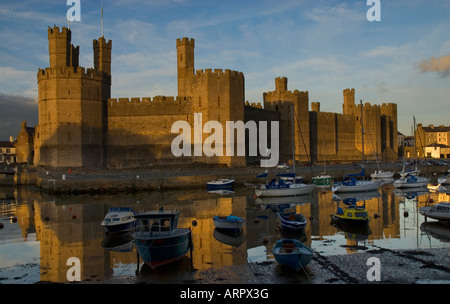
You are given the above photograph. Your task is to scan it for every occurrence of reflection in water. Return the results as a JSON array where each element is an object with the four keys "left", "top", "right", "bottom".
[{"left": 1, "top": 183, "right": 450, "bottom": 283}]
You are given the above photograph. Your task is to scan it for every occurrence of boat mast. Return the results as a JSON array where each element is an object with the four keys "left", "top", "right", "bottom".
[
  {"left": 291, "top": 104, "right": 296, "bottom": 174},
  {"left": 360, "top": 100, "right": 365, "bottom": 169}
]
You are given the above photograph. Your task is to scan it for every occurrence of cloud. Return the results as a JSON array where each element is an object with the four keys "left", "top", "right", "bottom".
[
  {"left": 0, "top": 92, "right": 38, "bottom": 140},
  {"left": 418, "top": 54, "right": 450, "bottom": 77}
]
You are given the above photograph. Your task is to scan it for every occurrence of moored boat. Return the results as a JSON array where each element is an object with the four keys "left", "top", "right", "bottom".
[
  {"left": 213, "top": 214, "right": 245, "bottom": 232},
  {"left": 133, "top": 209, "right": 192, "bottom": 270},
  {"left": 206, "top": 178, "right": 235, "bottom": 190},
  {"left": 272, "top": 238, "right": 314, "bottom": 271},
  {"left": 330, "top": 204, "right": 371, "bottom": 226},
  {"left": 332, "top": 169, "right": 380, "bottom": 193},
  {"left": 437, "top": 170, "right": 450, "bottom": 185},
  {"left": 419, "top": 202, "right": 450, "bottom": 222},
  {"left": 255, "top": 178, "right": 315, "bottom": 197},
  {"left": 393, "top": 174, "right": 429, "bottom": 188},
  {"left": 370, "top": 170, "right": 394, "bottom": 179},
  {"left": 399, "top": 165, "right": 420, "bottom": 177},
  {"left": 101, "top": 207, "right": 137, "bottom": 234},
  {"left": 312, "top": 174, "right": 334, "bottom": 186}
]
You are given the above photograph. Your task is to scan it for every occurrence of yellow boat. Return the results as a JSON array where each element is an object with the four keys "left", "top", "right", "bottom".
[{"left": 331, "top": 204, "right": 371, "bottom": 226}]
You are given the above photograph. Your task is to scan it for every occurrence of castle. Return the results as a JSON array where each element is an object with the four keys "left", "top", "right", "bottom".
[{"left": 33, "top": 26, "right": 398, "bottom": 169}]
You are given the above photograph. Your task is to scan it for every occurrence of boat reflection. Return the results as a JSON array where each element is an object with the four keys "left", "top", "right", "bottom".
[
  {"left": 4, "top": 182, "right": 450, "bottom": 283},
  {"left": 213, "top": 228, "right": 246, "bottom": 247},
  {"left": 394, "top": 187, "right": 430, "bottom": 199},
  {"left": 420, "top": 221, "right": 450, "bottom": 243},
  {"left": 101, "top": 232, "right": 134, "bottom": 252}
]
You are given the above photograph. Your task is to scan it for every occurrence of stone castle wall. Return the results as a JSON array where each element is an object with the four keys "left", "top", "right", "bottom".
[{"left": 33, "top": 26, "right": 398, "bottom": 169}]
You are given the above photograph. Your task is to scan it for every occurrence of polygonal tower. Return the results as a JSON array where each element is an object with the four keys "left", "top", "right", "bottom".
[{"left": 34, "top": 26, "right": 111, "bottom": 168}]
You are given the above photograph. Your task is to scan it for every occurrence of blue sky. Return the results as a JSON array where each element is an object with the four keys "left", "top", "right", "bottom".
[{"left": 0, "top": 0, "right": 449, "bottom": 140}]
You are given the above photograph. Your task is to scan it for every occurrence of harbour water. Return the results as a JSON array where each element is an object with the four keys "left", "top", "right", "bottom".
[{"left": 0, "top": 177, "right": 449, "bottom": 284}]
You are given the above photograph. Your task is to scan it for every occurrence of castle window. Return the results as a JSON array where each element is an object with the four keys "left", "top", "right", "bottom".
[
  {"left": 199, "top": 97, "right": 201, "bottom": 107},
  {"left": 68, "top": 89, "right": 70, "bottom": 95},
  {"left": 180, "top": 54, "right": 182, "bottom": 62},
  {"left": 218, "top": 97, "right": 220, "bottom": 107}
]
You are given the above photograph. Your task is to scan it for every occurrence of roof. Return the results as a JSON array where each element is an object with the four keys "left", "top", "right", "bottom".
[
  {"left": 0, "top": 141, "right": 14, "bottom": 148},
  {"left": 424, "top": 143, "right": 450, "bottom": 148},
  {"left": 422, "top": 125, "right": 450, "bottom": 132}
]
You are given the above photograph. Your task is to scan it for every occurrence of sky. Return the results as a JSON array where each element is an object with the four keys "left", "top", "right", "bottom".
[{"left": 0, "top": 0, "right": 449, "bottom": 140}]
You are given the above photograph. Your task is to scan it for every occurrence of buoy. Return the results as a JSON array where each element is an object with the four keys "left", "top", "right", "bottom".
[
  {"left": 253, "top": 195, "right": 258, "bottom": 199},
  {"left": 72, "top": 214, "right": 77, "bottom": 219},
  {"left": 428, "top": 198, "right": 434, "bottom": 204},
  {"left": 11, "top": 216, "right": 17, "bottom": 223},
  {"left": 403, "top": 211, "right": 409, "bottom": 217},
  {"left": 192, "top": 220, "right": 197, "bottom": 227}
]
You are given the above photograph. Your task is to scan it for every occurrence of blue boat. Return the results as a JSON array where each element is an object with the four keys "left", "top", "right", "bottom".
[
  {"left": 276, "top": 212, "right": 307, "bottom": 232},
  {"left": 272, "top": 239, "right": 314, "bottom": 271},
  {"left": 101, "top": 207, "right": 137, "bottom": 234},
  {"left": 133, "top": 209, "right": 192, "bottom": 270},
  {"left": 206, "top": 178, "right": 235, "bottom": 190},
  {"left": 213, "top": 214, "right": 245, "bottom": 232}
]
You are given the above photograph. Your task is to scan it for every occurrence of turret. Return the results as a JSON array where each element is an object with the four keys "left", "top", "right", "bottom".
[
  {"left": 343, "top": 88, "right": 355, "bottom": 115},
  {"left": 48, "top": 26, "right": 74, "bottom": 68},
  {"left": 93, "top": 36, "right": 112, "bottom": 75},
  {"left": 177, "top": 37, "right": 195, "bottom": 97}
]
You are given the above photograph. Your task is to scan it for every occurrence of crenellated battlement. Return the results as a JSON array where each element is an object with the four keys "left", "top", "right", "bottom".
[
  {"left": 37, "top": 66, "right": 109, "bottom": 81},
  {"left": 93, "top": 37, "right": 112, "bottom": 48},
  {"left": 48, "top": 26, "right": 71, "bottom": 37},
  {"left": 264, "top": 89, "right": 309, "bottom": 99},
  {"left": 108, "top": 96, "right": 191, "bottom": 105},
  {"left": 245, "top": 101, "right": 263, "bottom": 109},
  {"left": 176, "top": 37, "right": 195, "bottom": 47},
  {"left": 193, "top": 68, "right": 244, "bottom": 79},
  {"left": 107, "top": 96, "right": 192, "bottom": 117}
]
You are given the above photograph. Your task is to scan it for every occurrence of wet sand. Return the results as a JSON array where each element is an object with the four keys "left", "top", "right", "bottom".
[{"left": 87, "top": 246, "right": 450, "bottom": 284}]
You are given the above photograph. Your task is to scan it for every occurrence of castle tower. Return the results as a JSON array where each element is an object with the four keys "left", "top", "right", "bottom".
[
  {"left": 94, "top": 37, "right": 112, "bottom": 75},
  {"left": 177, "top": 37, "right": 195, "bottom": 97},
  {"left": 34, "top": 26, "right": 111, "bottom": 168},
  {"left": 48, "top": 26, "right": 71, "bottom": 68},
  {"left": 343, "top": 88, "right": 355, "bottom": 115},
  {"left": 263, "top": 77, "right": 310, "bottom": 163}
]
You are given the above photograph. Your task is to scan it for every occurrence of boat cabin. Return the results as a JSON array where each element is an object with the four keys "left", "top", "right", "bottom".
[
  {"left": 134, "top": 210, "right": 180, "bottom": 236},
  {"left": 337, "top": 205, "right": 369, "bottom": 219}
]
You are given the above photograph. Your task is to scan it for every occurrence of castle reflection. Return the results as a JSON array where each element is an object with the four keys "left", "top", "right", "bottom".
[{"left": 2, "top": 184, "right": 449, "bottom": 283}]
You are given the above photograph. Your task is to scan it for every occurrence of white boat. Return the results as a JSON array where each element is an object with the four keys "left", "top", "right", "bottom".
[
  {"left": 393, "top": 174, "right": 429, "bottom": 188},
  {"left": 399, "top": 165, "right": 420, "bottom": 177},
  {"left": 255, "top": 179, "right": 315, "bottom": 197},
  {"left": 101, "top": 207, "right": 137, "bottom": 234},
  {"left": 370, "top": 170, "right": 394, "bottom": 179},
  {"left": 213, "top": 214, "right": 245, "bottom": 231},
  {"left": 437, "top": 170, "right": 450, "bottom": 185},
  {"left": 332, "top": 169, "right": 380, "bottom": 193},
  {"left": 419, "top": 202, "right": 450, "bottom": 222},
  {"left": 207, "top": 178, "right": 235, "bottom": 190},
  {"left": 332, "top": 179, "right": 380, "bottom": 193}
]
